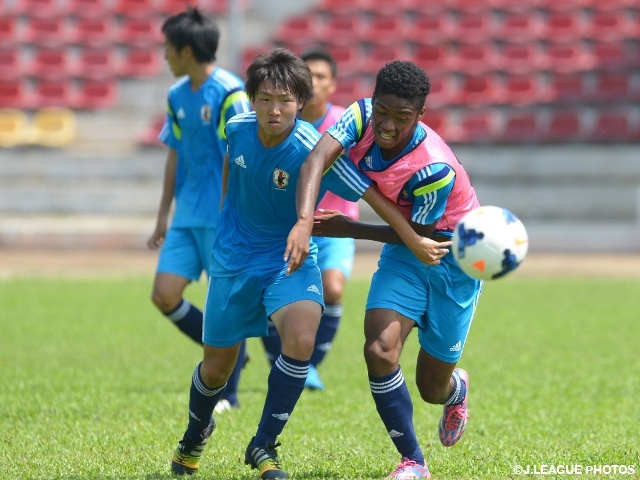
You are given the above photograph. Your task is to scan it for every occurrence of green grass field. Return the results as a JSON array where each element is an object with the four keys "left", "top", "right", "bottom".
[{"left": 1, "top": 275, "right": 638, "bottom": 479}]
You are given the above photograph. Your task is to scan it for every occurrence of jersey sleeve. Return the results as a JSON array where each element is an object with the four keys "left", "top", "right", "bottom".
[
  {"left": 326, "top": 99, "right": 371, "bottom": 149},
  {"left": 159, "top": 99, "right": 180, "bottom": 149},
  {"left": 320, "top": 154, "right": 372, "bottom": 203},
  {"left": 217, "top": 88, "right": 251, "bottom": 140},
  {"left": 408, "top": 163, "right": 456, "bottom": 226}
]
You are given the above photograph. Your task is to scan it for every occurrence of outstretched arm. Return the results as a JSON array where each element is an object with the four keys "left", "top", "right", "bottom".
[{"left": 286, "top": 133, "right": 344, "bottom": 274}]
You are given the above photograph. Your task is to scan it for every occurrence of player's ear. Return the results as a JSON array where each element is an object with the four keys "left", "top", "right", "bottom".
[{"left": 417, "top": 105, "right": 426, "bottom": 120}]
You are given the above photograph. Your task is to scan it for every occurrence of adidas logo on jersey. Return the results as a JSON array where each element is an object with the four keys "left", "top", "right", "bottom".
[
  {"left": 234, "top": 155, "right": 246, "bottom": 168},
  {"left": 449, "top": 341, "right": 462, "bottom": 352},
  {"left": 365, "top": 155, "right": 373, "bottom": 169},
  {"left": 177, "top": 107, "right": 186, "bottom": 119},
  {"left": 306, "top": 284, "right": 321, "bottom": 295}
]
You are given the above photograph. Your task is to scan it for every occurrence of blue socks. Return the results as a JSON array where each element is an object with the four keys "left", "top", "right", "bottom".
[
  {"left": 445, "top": 369, "right": 467, "bottom": 406},
  {"left": 310, "top": 303, "right": 341, "bottom": 366},
  {"left": 369, "top": 367, "right": 424, "bottom": 465},
  {"left": 186, "top": 362, "right": 226, "bottom": 442},
  {"left": 252, "top": 354, "right": 308, "bottom": 447},
  {"left": 221, "top": 340, "right": 247, "bottom": 406},
  {"left": 166, "top": 299, "right": 203, "bottom": 345}
]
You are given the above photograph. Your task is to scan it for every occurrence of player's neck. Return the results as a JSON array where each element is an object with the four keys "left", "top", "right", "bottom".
[{"left": 189, "top": 63, "right": 215, "bottom": 91}]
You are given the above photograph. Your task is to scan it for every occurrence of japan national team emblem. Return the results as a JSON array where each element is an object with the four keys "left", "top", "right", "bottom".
[
  {"left": 273, "top": 168, "right": 290, "bottom": 189},
  {"left": 200, "top": 105, "right": 212, "bottom": 122}
]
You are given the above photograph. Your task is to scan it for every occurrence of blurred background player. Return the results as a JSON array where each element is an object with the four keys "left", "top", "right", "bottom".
[
  {"left": 292, "top": 60, "right": 480, "bottom": 479},
  {"left": 260, "top": 48, "right": 359, "bottom": 391},
  {"left": 146, "top": 7, "right": 250, "bottom": 378}
]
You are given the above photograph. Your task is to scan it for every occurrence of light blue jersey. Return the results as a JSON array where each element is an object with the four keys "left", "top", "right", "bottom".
[
  {"left": 159, "top": 67, "right": 250, "bottom": 228},
  {"left": 211, "top": 112, "right": 371, "bottom": 275}
]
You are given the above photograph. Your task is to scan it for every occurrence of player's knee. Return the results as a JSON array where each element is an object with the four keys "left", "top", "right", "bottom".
[
  {"left": 199, "top": 361, "right": 228, "bottom": 389},
  {"left": 151, "top": 288, "right": 179, "bottom": 313},
  {"left": 322, "top": 283, "right": 342, "bottom": 304},
  {"left": 363, "top": 338, "right": 399, "bottom": 373}
]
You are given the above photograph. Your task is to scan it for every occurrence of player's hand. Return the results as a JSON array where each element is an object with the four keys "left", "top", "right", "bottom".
[
  {"left": 285, "top": 221, "right": 312, "bottom": 275},
  {"left": 312, "top": 209, "right": 351, "bottom": 237},
  {"left": 146, "top": 226, "right": 166, "bottom": 250},
  {"left": 408, "top": 236, "right": 452, "bottom": 266}
]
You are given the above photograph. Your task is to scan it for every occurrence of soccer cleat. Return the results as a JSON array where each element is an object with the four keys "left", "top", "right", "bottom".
[
  {"left": 214, "top": 398, "right": 239, "bottom": 414},
  {"left": 386, "top": 457, "right": 431, "bottom": 479},
  {"left": 171, "top": 418, "right": 216, "bottom": 475},
  {"left": 244, "top": 436, "right": 289, "bottom": 479},
  {"left": 304, "top": 365, "right": 324, "bottom": 390},
  {"left": 439, "top": 368, "right": 469, "bottom": 447}
]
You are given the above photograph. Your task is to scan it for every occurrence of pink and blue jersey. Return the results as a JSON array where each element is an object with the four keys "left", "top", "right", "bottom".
[{"left": 159, "top": 67, "right": 250, "bottom": 228}]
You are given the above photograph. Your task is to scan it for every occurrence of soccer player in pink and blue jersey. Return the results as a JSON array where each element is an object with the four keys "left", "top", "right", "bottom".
[
  {"left": 260, "top": 48, "right": 360, "bottom": 391},
  {"left": 289, "top": 60, "right": 482, "bottom": 480}
]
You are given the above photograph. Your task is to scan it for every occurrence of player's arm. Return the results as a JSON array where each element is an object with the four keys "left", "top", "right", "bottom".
[
  {"left": 285, "top": 132, "right": 344, "bottom": 273},
  {"left": 147, "top": 148, "right": 177, "bottom": 250}
]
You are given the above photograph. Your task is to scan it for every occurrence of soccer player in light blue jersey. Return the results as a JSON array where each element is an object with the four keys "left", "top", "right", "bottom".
[
  {"left": 146, "top": 6, "right": 250, "bottom": 398},
  {"left": 170, "top": 48, "right": 450, "bottom": 480},
  {"left": 290, "top": 61, "right": 482, "bottom": 480}
]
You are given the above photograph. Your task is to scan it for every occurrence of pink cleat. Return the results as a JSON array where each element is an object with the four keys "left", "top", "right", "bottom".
[
  {"left": 439, "top": 368, "right": 469, "bottom": 447},
  {"left": 386, "top": 457, "right": 431, "bottom": 479}
]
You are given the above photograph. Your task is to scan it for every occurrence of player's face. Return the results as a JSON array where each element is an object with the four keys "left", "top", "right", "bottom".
[
  {"left": 306, "top": 59, "right": 335, "bottom": 106},
  {"left": 254, "top": 80, "right": 302, "bottom": 147},
  {"left": 163, "top": 40, "right": 188, "bottom": 77},
  {"left": 371, "top": 93, "right": 425, "bottom": 159}
]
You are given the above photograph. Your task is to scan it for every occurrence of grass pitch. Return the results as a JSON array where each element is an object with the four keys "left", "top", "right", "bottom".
[{"left": 1, "top": 275, "right": 638, "bottom": 479}]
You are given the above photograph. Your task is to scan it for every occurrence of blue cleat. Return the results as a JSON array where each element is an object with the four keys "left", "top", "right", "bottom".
[{"left": 304, "top": 365, "right": 324, "bottom": 390}]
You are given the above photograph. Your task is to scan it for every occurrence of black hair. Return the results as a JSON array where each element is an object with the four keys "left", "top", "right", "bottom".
[
  {"left": 161, "top": 7, "right": 219, "bottom": 63},
  {"left": 300, "top": 48, "right": 338, "bottom": 78},
  {"left": 373, "top": 60, "right": 430, "bottom": 111},
  {"left": 245, "top": 47, "right": 313, "bottom": 104}
]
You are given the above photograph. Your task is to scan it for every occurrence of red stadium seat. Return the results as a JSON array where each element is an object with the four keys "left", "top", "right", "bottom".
[
  {"left": 425, "top": 75, "right": 458, "bottom": 108},
  {"left": 496, "top": 42, "right": 544, "bottom": 75},
  {"left": 0, "top": 81, "right": 31, "bottom": 109},
  {"left": 32, "top": 79, "right": 76, "bottom": 108},
  {"left": 497, "top": 75, "right": 542, "bottom": 106},
  {"left": 27, "top": 48, "right": 73, "bottom": 81},
  {"left": 403, "top": 0, "right": 450, "bottom": 15},
  {"left": 272, "top": 16, "right": 321, "bottom": 52},
  {"left": 321, "top": 15, "right": 366, "bottom": 47},
  {"left": 422, "top": 111, "right": 451, "bottom": 139},
  {"left": 74, "top": 49, "right": 118, "bottom": 81},
  {"left": 542, "top": 73, "right": 588, "bottom": 104},
  {"left": 409, "top": 14, "right": 453, "bottom": 46},
  {"left": 72, "top": 18, "right": 116, "bottom": 49},
  {"left": 591, "top": 72, "right": 632, "bottom": 103},
  {"left": 537, "top": 0, "right": 590, "bottom": 13},
  {"left": 117, "top": 17, "right": 164, "bottom": 48},
  {"left": 591, "top": 110, "right": 633, "bottom": 142},
  {"left": 457, "top": 75, "right": 499, "bottom": 107},
  {"left": 495, "top": 12, "right": 543, "bottom": 43},
  {"left": 361, "top": 44, "right": 411, "bottom": 76},
  {"left": 585, "top": 11, "right": 631, "bottom": 42},
  {"left": 539, "top": 12, "right": 586, "bottom": 43},
  {"left": 315, "top": 0, "right": 362, "bottom": 17},
  {"left": 448, "top": 0, "right": 494, "bottom": 14},
  {"left": 330, "top": 75, "right": 370, "bottom": 107},
  {"left": 591, "top": 41, "right": 630, "bottom": 71},
  {"left": 75, "top": 80, "right": 118, "bottom": 109},
  {"left": 451, "top": 110, "right": 496, "bottom": 143},
  {"left": 488, "top": 0, "right": 543, "bottom": 14},
  {"left": 119, "top": 48, "right": 163, "bottom": 77},
  {"left": 501, "top": 111, "right": 540, "bottom": 142},
  {"left": 413, "top": 44, "right": 453, "bottom": 77},
  {"left": 67, "top": 0, "right": 113, "bottom": 18},
  {"left": 158, "top": 0, "right": 196, "bottom": 15},
  {"left": 0, "top": 49, "right": 24, "bottom": 81},
  {"left": 449, "top": 13, "right": 495, "bottom": 43},
  {"left": 23, "top": 17, "right": 71, "bottom": 47},
  {"left": 326, "top": 44, "right": 364, "bottom": 78},
  {"left": 14, "top": 0, "right": 66, "bottom": 18},
  {"left": 114, "top": 0, "right": 155, "bottom": 18},
  {"left": 0, "top": 17, "right": 20, "bottom": 48},
  {"left": 449, "top": 43, "right": 499, "bottom": 76},
  {"left": 363, "top": 15, "right": 407, "bottom": 46},
  {"left": 541, "top": 109, "right": 583, "bottom": 142},
  {"left": 540, "top": 42, "right": 594, "bottom": 73}
]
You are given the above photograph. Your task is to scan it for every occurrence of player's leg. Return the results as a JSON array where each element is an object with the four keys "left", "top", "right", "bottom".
[
  {"left": 152, "top": 227, "right": 205, "bottom": 344},
  {"left": 215, "top": 339, "right": 247, "bottom": 413},
  {"left": 261, "top": 320, "right": 281, "bottom": 366},
  {"left": 418, "top": 253, "right": 482, "bottom": 447},
  {"left": 245, "top": 261, "right": 323, "bottom": 479},
  {"left": 365, "top": 259, "right": 431, "bottom": 479}
]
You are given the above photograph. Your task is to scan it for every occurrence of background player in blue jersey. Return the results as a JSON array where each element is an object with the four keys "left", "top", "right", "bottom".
[
  {"left": 290, "top": 61, "right": 482, "bottom": 480},
  {"left": 259, "top": 48, "right": 359, "bottom": 391},
  {"left": 146, "top": 6, "right": 250, "bottom": 387},
  {"left": 170, "top": 48, "right": 450, "bottom": 480}
]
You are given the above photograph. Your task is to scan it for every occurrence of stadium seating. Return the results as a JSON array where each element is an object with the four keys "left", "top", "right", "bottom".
[
  {"left": 29, "top": 107, "right": 77, "bottom": 147},
  {"left": 0, "top": 49, "right": 24, "bottom": 81},
  {"left": 541, "top": 110, "right": 583, "bottom": 142},
  {"left": 449, "top": 12, "right": 494, "bottom": 43},
  {"left": 413, "top": 44, "right": 452, "bottom": 77},
  {"left": 590, "top": 110, "right": 633, "bottom": 142},
  {"left": 67, "top": 0, "right": 113, "bottom": 18},
  {"left": 591, "top": 72, "right": 633, "bottom": 103},
  {"left": 119, "top": 48, "right": 163, "bottom": 77},
  {"left": 542, "top": 73, "right": 588, "bottom": 105},
  {"left": 0, "top": 81, "right": 31, "bottom": 109},
  {"left": 422, "top": 111, "right": 452, "bottom": 139},
  {"left": 502, "top": 111, "right": 540, "bottom": 143},
  {"left": 497, "top": 75, "right": 542, "bottom": 106},
  {"left": 449, "top": 43, "right": 499, "bottom": 76},
  {"left": 539, "top": 11, "right": 586, "bottom": 42},
  {"left": 451, "top": 110, "right": 496, "bottom": 143},
  {"left": 114, "top": 0, "right": 156, "bottom": 18},
  {"left": 496, "top": 42, "right": 544, "bottom": 75},
  {"left": 14, "top": 0, "right": 64, "bottom": 19},
  {"left": 494, "top": 12, "right": 543, "bottom": 42},
  {"left": 0, "top": 17, "right": 20, "bottom": 48},
  {"left": 27, "top": 49, "right": 73, "bottom": 81},
  {"left": 23, "top": 18, "right": 71, "bottom": 47},
  {"left": 72, "top": 17, "right": 117, "bottom": 49},
  {"left": 74, "top": 49, "right": 119, "bottom": 81},
  {"left": 31, "top": 80, "right": 75, "bottom": 108},
  {"left": 0, "top": 108, "right": 29, "bottom": 147},
  {"left": 408, "top": 15, "right": 453, "bottom": 46},
  {"left": 138, "top": 112, "right": 165, "bottom": 148},
  {"left": 117, "top": 17, "right": 164, "bottom": 48},
  {"left": 75, "top": 80, "right": 118, "bottom": 110}
]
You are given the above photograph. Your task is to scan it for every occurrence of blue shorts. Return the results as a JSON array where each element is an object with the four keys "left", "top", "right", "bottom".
[
  {"left": 202, "top": 257, "right": 324, "bottom": 347},
  {"left": 366, "top": 245, "right": 483, "bottom": 363},
  {"left": 313, "top": 236, "right": 355, "bottom": 278},
  {"left": 156, "top": 227, "right": 216, "bottom": 281}
]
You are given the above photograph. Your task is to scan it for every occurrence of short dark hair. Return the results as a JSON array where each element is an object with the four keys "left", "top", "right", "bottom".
[
  {"left": 373, "top": 61, "right": 430, "bottom": 111},
  {"left": 245, "top": 47, "right": 313, "bottom": 104},
  {"left": 300, "top": 48, "right": 337, "bottom": 78},
  {"left": 162, "top": 7, "right": 219, "bottom": 63}
]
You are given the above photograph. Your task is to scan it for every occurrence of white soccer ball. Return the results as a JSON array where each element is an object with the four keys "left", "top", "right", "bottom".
[{"left": 452, "top": 206, "right": 529, "bottom": 280}]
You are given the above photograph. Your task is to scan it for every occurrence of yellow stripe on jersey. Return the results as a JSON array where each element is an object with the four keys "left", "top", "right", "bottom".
[
  {"left": 167, "top": 103, "right": 182, "bottom": 141},
  {"left": 349, "top": 101, "right": 365, "bottom": 139},
  {"left": 218, "top": 90, "right": 250, "bottom": 140},
  {"left": 413, "top": 169, "right": 456, "bottom": 196}
]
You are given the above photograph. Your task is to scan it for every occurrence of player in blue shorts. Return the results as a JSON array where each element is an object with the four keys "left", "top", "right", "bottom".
[
  {"left": 146, "top": 6, "right": 250, "bottom": 402},
  {"left": 169, "top": 48, "right": 451, "bottom": 480},
  {"left": 289, "top": 61, "right": 482, "bottom": 479},
  {"left": 259, "top": 48, "right": 359, "bottom": 391}
]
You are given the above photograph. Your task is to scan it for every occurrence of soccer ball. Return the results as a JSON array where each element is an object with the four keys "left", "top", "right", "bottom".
[{"left": 452, "top": 206, "right": 529, "bottom": 280}]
